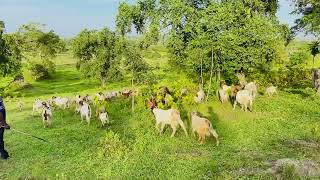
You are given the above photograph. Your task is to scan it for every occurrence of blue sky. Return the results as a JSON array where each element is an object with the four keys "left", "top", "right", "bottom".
[{"left": 0, "top": 0, "right": 300, "bottom": 38}]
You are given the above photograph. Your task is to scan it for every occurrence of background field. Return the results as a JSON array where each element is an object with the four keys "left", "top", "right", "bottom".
[{"left": 0, "top": 45, "right": 319, "bottom": 179}]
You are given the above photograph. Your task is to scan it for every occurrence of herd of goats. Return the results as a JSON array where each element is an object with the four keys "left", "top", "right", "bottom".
[{"left": 15, "top": 73, "right": 278, "bottom": 145}]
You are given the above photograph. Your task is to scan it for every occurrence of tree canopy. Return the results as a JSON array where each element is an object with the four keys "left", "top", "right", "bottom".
[
  {"left": 71, "top": 28, "right": 150, "bottom": 86},
  {"left": 116, "top": 0, "right": 286, "bottom": 82},
  {"left": 292, "top": 0, "right": 320, "bottom": 36},
  {"left": 0, "top": 21, "right": 22, "bottom": 77},
  {"left": 16, "top": 23, "right": 65, "bottom": 60}
]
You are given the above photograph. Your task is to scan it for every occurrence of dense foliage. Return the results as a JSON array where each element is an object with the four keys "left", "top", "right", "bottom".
[
  {"left": 72, "top": 28, "right": 151, "bottom": 86},
  {"left": 71, "top": 28, "right": 123, "bottom": 86},
  {"left": 0, "top": 21, "right": 22, "bottom": 77},
  {"left": 116, "top": 0, "right": 286, "bottom": 85},
  {"left": 292, "top": 0, "right": 320, "bottom": 36}
]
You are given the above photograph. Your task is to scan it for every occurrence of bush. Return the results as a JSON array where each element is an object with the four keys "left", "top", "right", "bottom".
[
  {"left": 248, "top": 67, "right": 312, "bottom": 89},
  {"left": 29, "top": 63, "right": 50, "bottom": 80},
  {"left": 289, "top": 50, "right": 311, "bottom": 67},
  {"left": 98, "top": 131, "right": 128, "bottom": 159},
  {"left": 26, "top": 60, "right": 56, "bottom": 81},
  {"left": 3, "top": 80, "right": 31, "bottom": 97}
]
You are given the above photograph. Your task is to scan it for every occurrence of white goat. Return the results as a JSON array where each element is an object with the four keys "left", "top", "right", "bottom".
[
  {"left": 233, "top": 90, "right": 253, "bottom": 112},
  {"left": 52, "top": 96, "right": 70, "bottom": 109},
  {"left": 75, "top": 95, "right": 82, "bottom": 113},
  {"left": 33, "top": 99, "right": 44, "bottom": 116},
  {"left": 194, "top": 87, "right": 205, "bottom": 103},
  {"left": 191, "top": 112, "right": 219, "bottom": 145},
  {"left": 244, "top": 82, "right": 258, "bottom": 99},
  {"left": 96, "top": 92, "right": 106, "bottom": 101},
  {"left": 99, "top": 112, "right": 109, "bottom": 127},
  {"left": 265, "top": 86, "right": 277, "bottom": 97},
  {"left": 148, "top": 100, "right": 188, "bottom": 137},
  {"left": 218, "top": 89, "right": 229, "bottom": 103},
  {"left": 79, "top": 101, "right": 91, "bottom": 125}
]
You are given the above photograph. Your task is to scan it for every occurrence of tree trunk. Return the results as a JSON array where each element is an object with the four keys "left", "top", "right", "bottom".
[
  {"left": 131, "top": 68, "right": 135, "bottom": 113},
  {"left": 313, "top": 56, "right": 315, "bottom": 69},
  {"left": 206, "top": 49, "right": 214, "bottom": 102},
  {"left": 101, "top": 77, "right": 106, "bottom": 87}
]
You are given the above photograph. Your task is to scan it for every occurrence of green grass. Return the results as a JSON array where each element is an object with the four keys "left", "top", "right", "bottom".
[{"left": 0, "top": 47, "right": 319, "bottom": 179}]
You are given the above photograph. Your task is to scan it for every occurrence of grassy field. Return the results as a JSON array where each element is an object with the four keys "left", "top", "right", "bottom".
[{"left": 0, "top": 46, "right": 319, "bottom": 179}]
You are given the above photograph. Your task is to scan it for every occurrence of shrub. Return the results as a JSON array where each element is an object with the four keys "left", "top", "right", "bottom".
[
  {"left": 26, "top": 60, "right": 56, "bottom": 81},
  {"left": 3, "top": 80, "right": 31, "bottom": 97},
  {"left": 248, "top": 67, "right": 312, "bottom": 89},
  {"left": 29, "top": 63, "right": 50, "bottom": 80},
  {"left": 289, "top": 50, "right": 311, "bottom": 67},
  {"left": 98, "top": 131, "right": 128, "bottom": 159}
]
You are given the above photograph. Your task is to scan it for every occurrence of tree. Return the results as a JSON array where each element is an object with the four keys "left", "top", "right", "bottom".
[
  {"left": 17, "top": 23, "right": 65, "bottom": 60},
  {"left": 122, "top": 41, "right": 151, "bottom": 112},
  {"left": 71, "top": 28, "right": 123, "bottom": 86},
  {"left": 310, "top": 41, "right": 320, "bottom": 68},
  {"left": 0, "top": 21, "right": 22, "bottom": 77},
  {"left": 116, "top": 0, "right": 286, "bottom": 100},
  {"left": 292, "top": 0, "right": 320, "bottom": 36}
]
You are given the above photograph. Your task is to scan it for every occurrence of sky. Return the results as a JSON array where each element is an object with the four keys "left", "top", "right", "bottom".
[{"left": 0, "top": 0, "right": 304, "bottom": 38}]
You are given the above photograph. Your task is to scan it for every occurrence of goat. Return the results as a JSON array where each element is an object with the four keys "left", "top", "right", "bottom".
[
  {"left": 244, "top": 82, "right": 258, "bottom": 99},
  {"left": 42, "top": 102, "right": 52, "bottom": 128},
  {"left": 233, "top": 90, "right": 253, "bottom": 112},
  {"left": 194, "top": 86, "right": 205, "bottom": 103},
  {"left": 122, "top": 90, "right": 132, "bottom": 98},
  {"left": 265, "top": 86, "right": 277, "bottom": 97},
  {"left": 218, "top": 89, "right": 229, "bottom": 103},
  {"left": 191, "top": 112, "right": 219, "bottom": 145},
  {"left": 75, "top": 95, "right": 82, "bottom": 113},
  {"left": 148, "top": 98, "right": 188, "bottom": 137},
  {"left": 97, "top": 107, "right": 109, "bottom": 127},
  {"left": 79, "top": 100, "right": 91, "bottom": 125},
  {"left": 51, "top": 96, "right": 70, "bottom": 109},
  {"left": 33, "top": 99, "right": 45, "bottom": 116}
]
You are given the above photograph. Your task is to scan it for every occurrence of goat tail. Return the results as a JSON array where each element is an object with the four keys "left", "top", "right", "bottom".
[
  {"left": 178, "top": 118, "right": 188, "bottom": 137},
  {"left": 205, "top": 119, "right": 219, "bottom": 146}
]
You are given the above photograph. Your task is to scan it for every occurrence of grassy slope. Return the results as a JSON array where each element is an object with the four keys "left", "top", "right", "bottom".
[{"left": 0, "top": 46, "right": 319, "bottom": 179}]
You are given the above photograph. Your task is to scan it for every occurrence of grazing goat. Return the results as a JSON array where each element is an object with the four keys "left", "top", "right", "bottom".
[
  {"left": 96, "top": 92, "right": 106, "bottom": 101},
  {"left": 105, "top": 91, "right": 119, "bottom": 100},
  {"left": 75, "top": 95, "right": 82, "bottom": 113},
  {"left": 231, "top": 84, "right": 243, "bottom": 99},
  {"left": 51, "top": 96, "right": 70, "bottom": 109},
  {"left": 194, "top": 86, "right": 205, "bottom": 103},
  {"left": 83, "top": 94, "right": 93, "bottom": 104},
  {"left": 148, "top": 99, "right": 188, "bottom": 137},
  {"left": 99, "top": 112, "right": 109, "bottom": 127},
  {"left": 233, "top": 90, "right": 253, "bottom": 112},
  {"left": 97, "top": 107, "right": 109, "bottom": 127},
  {"left": 33, "top": 99, "right": 45, "bottom": 116},
  {"left": 191, "top": 112, "right": 219, "bottom": 145},
  {"left": 244, "top": 82, "right": 258, "bottom": 99},
  {"left": 79, "top": 101, "right": 91, "bottom": 125},
  {"left": 218, "top": 89, "right": 229, "bottom": 103},
  {"left": 265, "top": 86, "right": 277, "bottom": 97},
  {"left": 122, "top": 90, "right": 132, "bottom": 98},
  {"left": 42, "top": 102, "right": 52, "bottom": 128},
  {"left": 236, "top": 73, "right": 247, "bottom": 88}
]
